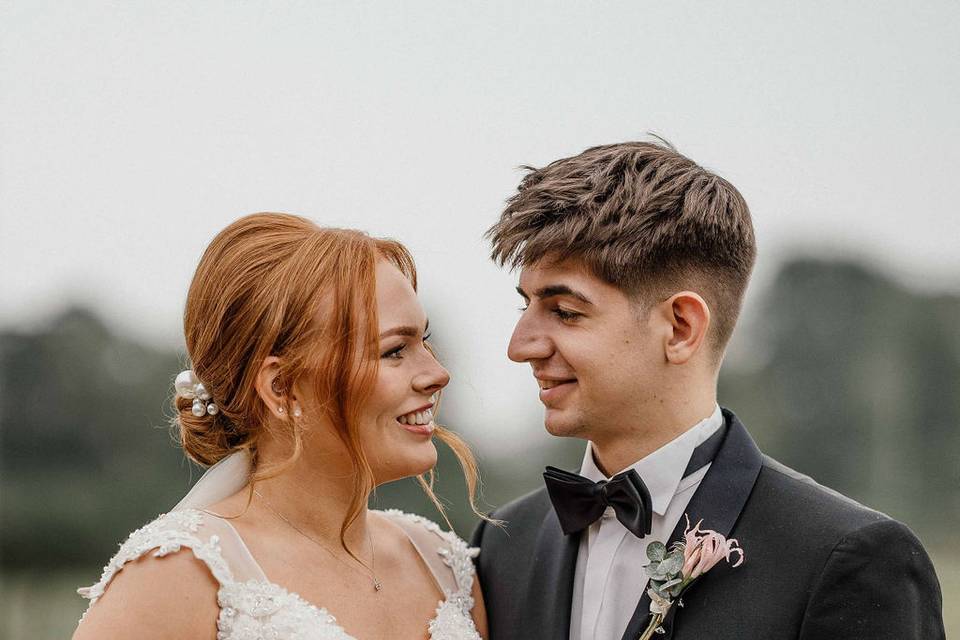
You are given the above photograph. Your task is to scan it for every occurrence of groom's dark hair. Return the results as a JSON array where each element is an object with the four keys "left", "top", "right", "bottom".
[{"left": 487, "top": 138, "right": 756, "bottom": 355}]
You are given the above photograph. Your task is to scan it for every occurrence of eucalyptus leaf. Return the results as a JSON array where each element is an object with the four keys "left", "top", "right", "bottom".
[
  {"left": 648, "top": 570, "right": 669, "bottom": 581},
  {"left": 646, "top": 541, "right": 666, "bottom": 562},
  {"left": 660, "top": 577, "right": 683, "bottom": 590},
  {"left": 659, "top": 553, "right": 683, "bottom": 576}
]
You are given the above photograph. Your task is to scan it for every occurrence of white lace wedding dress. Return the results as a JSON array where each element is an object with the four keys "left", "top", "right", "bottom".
[
  {"left": 79, "top": 451, "right": 482, "bottom": 639},
  {"left": 77, "top": 507, "right": 482, "bottom": 639}
]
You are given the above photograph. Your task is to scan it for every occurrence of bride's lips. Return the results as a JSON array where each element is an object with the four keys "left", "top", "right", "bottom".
[
  {"left": 395, "top": 403, "right": 435, "bottom": 436},
  {"left": 399, "top": 421, "right": 434, "bottom": 436},
  {"left": 536, "top": 377, "right": 577, "bottom": 404}
]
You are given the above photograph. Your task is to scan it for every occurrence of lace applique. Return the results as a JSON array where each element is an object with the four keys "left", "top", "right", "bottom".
[
  {"left": 217, "top": 580, "right": 352, "bottom": 640},
  {"left": 78, "top": 509, "right": 232, "bottom": 618},
  {"left": 434, "top": 537, "right": 480, "bottom": 638},
  {"left": 438, "top": 536, "right": 481, "bottom": 597},
  {"left": 428, "top": 594, "right": 480, "bottom": 639}
]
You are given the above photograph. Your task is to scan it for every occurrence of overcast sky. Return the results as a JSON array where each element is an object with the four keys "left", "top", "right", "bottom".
[{"left": 2, "top": 1, "right": 958, "bottom": 445}]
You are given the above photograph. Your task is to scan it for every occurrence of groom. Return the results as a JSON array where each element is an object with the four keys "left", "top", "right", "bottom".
[{"left": 471, "top": 140, "right": 944, "bottom": 639}]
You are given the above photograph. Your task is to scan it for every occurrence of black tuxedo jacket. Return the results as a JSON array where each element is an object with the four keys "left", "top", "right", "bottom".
[{"left": 470, "top": 410, "right": 944, "bottom": 640}]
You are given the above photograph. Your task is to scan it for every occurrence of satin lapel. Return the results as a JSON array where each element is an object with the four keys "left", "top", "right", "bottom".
[
  {"left": 523, "top": 506, "right": 581, "bottom": 640},
  {"left": 619, "top": 409, "right": 763, "bottom": 640}
]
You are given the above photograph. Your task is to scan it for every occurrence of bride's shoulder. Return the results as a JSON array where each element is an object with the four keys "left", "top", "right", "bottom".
[
  {"left": 79, "top": 510, "right": 233, "bottom": 602},
  {"left": 74, "top": 510, "right": 223, "bottom": 640},
  {"left": 377, "top": 509, "right": 479, "bottom": 583},
  {"left": 377, "top": 510, "right": 486, "bottom": 635}
]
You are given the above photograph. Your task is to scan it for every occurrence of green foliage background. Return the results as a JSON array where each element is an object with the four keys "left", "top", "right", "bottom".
[{"left": 2, "top": 257, "right": 957, "bottom": 638}]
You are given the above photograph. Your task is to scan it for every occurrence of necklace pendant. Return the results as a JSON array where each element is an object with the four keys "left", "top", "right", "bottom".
[{"left": 374, "top": 580, "right": 383, "bottom": 592}]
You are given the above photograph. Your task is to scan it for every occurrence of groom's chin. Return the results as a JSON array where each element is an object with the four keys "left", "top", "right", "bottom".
[{"left": 543, "top": 409, "right": 586, "bottom": 438}]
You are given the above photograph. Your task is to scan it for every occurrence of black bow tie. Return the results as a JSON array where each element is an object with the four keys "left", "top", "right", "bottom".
[{"left": 543, "top": 466, "right": 653, "bottom": 539}]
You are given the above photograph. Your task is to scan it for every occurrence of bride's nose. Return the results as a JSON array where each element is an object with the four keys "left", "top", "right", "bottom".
[{"left": 414, "top": 357, "right": 450, "bottom": 394}]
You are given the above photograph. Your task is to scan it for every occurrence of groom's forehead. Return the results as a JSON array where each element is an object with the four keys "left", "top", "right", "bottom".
[
  {"left": 519, "top": 254, "right": 589, "bottom": 279},
  {"left": 518, "top": 261, "right": 583, "bottom": 289}
]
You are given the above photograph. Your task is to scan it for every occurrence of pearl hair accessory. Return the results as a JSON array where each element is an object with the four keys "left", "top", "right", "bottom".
[{"left": 174, "top": 369, "right": 219, "bottom": 417}]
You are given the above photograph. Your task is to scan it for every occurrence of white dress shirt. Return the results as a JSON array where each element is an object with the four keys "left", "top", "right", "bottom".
[{"left": 569, "top": 405, "right": 724, "bottom": 640}]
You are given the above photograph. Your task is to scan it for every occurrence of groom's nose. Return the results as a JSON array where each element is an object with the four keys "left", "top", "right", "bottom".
[{"left": 508, "top": 312, "right": 552, "bottom": 363}]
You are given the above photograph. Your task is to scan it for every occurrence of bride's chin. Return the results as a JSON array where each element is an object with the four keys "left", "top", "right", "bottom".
[
  {"left": 374, "top": 442, "right": 438, "bottom": 484},
  {"left": 405, "top": 441, "right": 439, "bottom": 476}
]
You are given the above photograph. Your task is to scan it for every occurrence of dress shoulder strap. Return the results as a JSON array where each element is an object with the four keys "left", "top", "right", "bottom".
[
  {"left": 381, "top": 510, "right": 479, "bottom": 596},
  {"left": 77, "top": 509, "right": 234, "bottom": 614}
]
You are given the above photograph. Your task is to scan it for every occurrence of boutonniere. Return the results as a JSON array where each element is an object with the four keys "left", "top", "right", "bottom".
[{"left": 639, "top": 515, "right": 745, "bottom": 640}]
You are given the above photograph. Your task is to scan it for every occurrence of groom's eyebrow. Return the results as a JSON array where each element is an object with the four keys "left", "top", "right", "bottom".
[
  {"left": 380, "top": 319, "right": 430, "bottom": 339},
  {"left": 517, "top": 284, "right": 594, "bottom": 306}
]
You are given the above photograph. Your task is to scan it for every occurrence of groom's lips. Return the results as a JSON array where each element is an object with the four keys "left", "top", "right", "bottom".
[{"left": 536, "top": 377, "right": 577, "bottom": 404}]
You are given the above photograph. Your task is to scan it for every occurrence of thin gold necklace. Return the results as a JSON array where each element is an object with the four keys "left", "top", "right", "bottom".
[{"left": 253, "top": 489, "right": 383, "bottom": 592}]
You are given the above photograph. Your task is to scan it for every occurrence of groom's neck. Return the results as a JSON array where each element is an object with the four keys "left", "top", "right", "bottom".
[{"left": 589, "top": 393, "right": 717, "bottom": 476}]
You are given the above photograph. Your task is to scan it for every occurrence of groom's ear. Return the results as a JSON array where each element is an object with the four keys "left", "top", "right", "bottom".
[{"left": 662, "top": 291, "right": 711, "bottom": 365}]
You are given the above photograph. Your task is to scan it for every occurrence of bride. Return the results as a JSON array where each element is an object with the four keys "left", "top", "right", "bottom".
[{"left": 73, "top": 213, "right": 488, "bottom": 640}]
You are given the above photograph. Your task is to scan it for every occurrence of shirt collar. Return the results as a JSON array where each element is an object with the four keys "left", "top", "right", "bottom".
[{"left": 578, "top": 404, "right": 723, "bottom": 516}]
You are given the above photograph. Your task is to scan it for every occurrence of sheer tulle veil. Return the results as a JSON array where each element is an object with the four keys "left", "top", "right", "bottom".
[{"left": 173, "top": 449, "right": 252, "bottom": 511}]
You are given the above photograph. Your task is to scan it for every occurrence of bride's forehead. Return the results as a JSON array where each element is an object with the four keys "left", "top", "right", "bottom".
[
  {"left": 376, "top": 262, "right": 424, "bottom": 326},
  {"left": 376, "top": 262, "right": 417, "bottom": 303}
]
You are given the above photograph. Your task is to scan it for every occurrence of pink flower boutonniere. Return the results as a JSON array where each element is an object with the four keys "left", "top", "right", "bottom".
[{"left": 638, "top": 515, "right": 745, "bottom": 640}]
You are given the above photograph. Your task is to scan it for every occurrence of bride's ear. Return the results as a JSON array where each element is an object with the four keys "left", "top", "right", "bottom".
[{"left": 255, "top": 356, "right": 291, "bottom": 419}]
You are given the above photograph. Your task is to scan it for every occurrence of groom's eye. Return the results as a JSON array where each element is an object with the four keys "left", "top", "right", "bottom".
[{"left": 553, "top": 308, "right": 581, "bottom": 321}]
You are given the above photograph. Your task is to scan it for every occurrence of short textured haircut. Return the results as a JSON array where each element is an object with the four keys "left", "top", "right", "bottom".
[{"left": 487, "top": 140, "right": 757, "bottom": 354}]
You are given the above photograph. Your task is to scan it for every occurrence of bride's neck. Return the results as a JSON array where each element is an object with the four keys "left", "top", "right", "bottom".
[{"left": 251, "top": 440, "right": 372, "bottom": 551}]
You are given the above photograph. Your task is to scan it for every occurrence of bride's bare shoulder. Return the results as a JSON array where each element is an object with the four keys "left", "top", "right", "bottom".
[{"left": 73, "top": 547, "right": 219, "bottom": 640}]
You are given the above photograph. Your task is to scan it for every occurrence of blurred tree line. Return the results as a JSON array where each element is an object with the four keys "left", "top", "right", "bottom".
[{"left": 1, "top": 257, "right": 958, "bottom": 573}]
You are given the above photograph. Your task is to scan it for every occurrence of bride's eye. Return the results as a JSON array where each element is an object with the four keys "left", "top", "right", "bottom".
[{"left": 382, "top": 344, "right": 405, "bottom": 359}]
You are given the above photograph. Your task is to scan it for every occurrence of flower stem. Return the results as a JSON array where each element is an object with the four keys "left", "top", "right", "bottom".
[{"left": 638, "top": 613, "right": 664, "bottom": 640}]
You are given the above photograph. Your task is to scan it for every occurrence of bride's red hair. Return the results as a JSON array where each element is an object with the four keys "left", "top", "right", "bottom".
[{"left": 174, "top": 212, "right": 482, "bottom": 540}]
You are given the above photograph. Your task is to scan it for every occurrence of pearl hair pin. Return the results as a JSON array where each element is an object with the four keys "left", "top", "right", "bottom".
[{"left": 174, "top": 370, "right": 219, "bottom": 417}]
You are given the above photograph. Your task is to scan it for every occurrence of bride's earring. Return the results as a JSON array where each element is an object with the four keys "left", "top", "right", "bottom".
[{"left": 292, "top": 402, "right": 302, "bottom": 418}]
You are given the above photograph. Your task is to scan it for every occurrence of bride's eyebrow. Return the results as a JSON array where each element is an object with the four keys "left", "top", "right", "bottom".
[{"left": 379, "top": 319, "right": 430, "bottom": 340}]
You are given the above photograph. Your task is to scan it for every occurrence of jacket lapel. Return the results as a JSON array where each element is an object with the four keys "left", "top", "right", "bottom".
[
  {"left": 619, "top": 409, "right": 763, "bottom": 640},
  {"left": 524, "top": 505, "right": 581, "bottom": 640}
]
